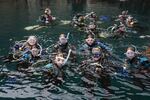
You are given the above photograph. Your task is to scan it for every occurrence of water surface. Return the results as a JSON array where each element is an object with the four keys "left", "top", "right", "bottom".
[{"left": 0, "top": 0, "right": 150, "bottom": 100}]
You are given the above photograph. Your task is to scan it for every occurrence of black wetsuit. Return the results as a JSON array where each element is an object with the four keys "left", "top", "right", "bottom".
[
  {"left": 42, "top": 63, "right": 64, "bottom": 84},
  {"left": 79, "top": 58, "right": 109, "bottom": 86},
  {"left": 53, "top": 42, "right": 70, "bottom": 53},
  {"left": 80, "top": 41, "right": 98, "bottom": 54},
  {"left": 80, "top": 40, "right": 111, "bottom": 57},
  {"left": 126, "top": 56, "right": 150, "bottom": 72}
]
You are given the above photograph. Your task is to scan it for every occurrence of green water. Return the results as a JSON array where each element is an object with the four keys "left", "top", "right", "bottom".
[{"left": 0, "top": 0, "right": 150, "bottom": 100}]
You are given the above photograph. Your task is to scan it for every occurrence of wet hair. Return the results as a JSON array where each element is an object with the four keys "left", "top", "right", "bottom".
[
  {"left": 45, "top": 8, "right": 51, "bottom": 13},
  {"left": 92, "top": 47, "right": 102, "bottom": 53},
  {"left": 22, "top": 36, "right": 38, "bottom": 49},
  {"left": 59, "top": 34, "right": 66, "bottom": 38},
  {"left": 56, "top": 53, "right": 64, "bottom": 58},
  {"left": 86, "top": 34, "right": 95, "bottom": 39},
  {"left": 127, "top": 46, "right": 135, "bottom": 52},
  {"left": 45, "top": 8, "right": 50, "bottom": 10},
  {"left": 78, "top": 16, "right": 85, "bottom": 22},
  {"left": 76, "top": 13, "right": 83, "bottom": 17},
  {"left": 122, "top": 11, "right": 126, "bottom": 15},
  {"left": 27, "top": 36, "right": 38, "bottom": 43}
]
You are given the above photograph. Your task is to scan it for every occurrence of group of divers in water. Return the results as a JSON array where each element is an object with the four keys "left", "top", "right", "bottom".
[{"left": 0, "top": 8, "right": 150, "bottom": 85}]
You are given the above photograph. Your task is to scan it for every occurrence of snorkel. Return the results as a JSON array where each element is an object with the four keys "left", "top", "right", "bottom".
[
  {"left": 54, "top": 49, "right": 72, "bottom": 67},
  {"left": 63, "top": 49, "right": 72, "bottom": 66},
  {"left": 55, "top": 32, "right": 72, "bottom": 67},
  {"left": 61, "top": 32, "right": 71, "bottom": 66}
]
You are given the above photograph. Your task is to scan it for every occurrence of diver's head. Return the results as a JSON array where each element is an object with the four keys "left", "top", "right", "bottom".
[
  {"left": 127, "top": 16, "right": 133, "bottom": 20},
  {"left": 31, "top": 48, "right": 39, "bottom": 57},
  {"left": 59, "top": 34, "right": 68, "bottom": 45},
  {"left": 90, "top": 12, "right": 96, "bottom": 17},
  {"left": 85, "top": 34, "right": 95, "bottom": 46},
  {"left": 125, "top": 47, "right": 136, "bottom": 59},
  {"left": 27, "top": 36, "right": 37, "bottom": 46},
  {"left": 122, "top": 11, "right": 126, "bottom": 15},
  {"left": 90, "top": 12, "right": 95, "bottom": 15},
  {"left": 44, "top": 8, "right": 51, "bottom": 15},
  {"left": 88, "top": 22, "right": 96, "bottom": 29},
  {"left": 44, "top": 14, "right": 48, "bottom": 17},
  {"left": 54, "top": 53, "right": 65, "bottom": 67},
  {"left": 78, "top": 16, "right": 84, "bottom": 22},
  {"left": 92, "top": 47, "right": 102, "bottom": 61},
  {"left": 76, "top": 13, "right": 82, "bottom": 17}
]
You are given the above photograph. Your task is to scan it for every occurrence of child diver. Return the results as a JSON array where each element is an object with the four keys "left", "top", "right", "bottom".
[
  {"left": 78, "top": 47, "right": 110, "bottom": 86},
  {"left": 21, "top": 36, "right": 39, "bottom": 51},
  {"left": 1, "top": 36, "right": 43, "bottom": 69},
  {"left": 53, "top": 34, "right": 70, "bottom": 53},
  {"left": 51, "top": 33, "right": 76, "bottom": 62},
  {"left": 124, "top": 46, "right": 150, "bottom": 73},
  {"left": 41, "top": 51, "right": 72, "bottom": 84},
  {"left": 16, "top": 47, "right": 41, "bottom": 70},
  {"left": 39, "top": 8, "right": 56, "bottom": 25},
  {"left": 84, "top": 12, "right": 97, "bottom": 23},
  {"left": 80, "top": 34, "right": 111, "bottom": 57},
  {"left": 118, "top": 10, "right": 129, "bottom": 24},
  {"left": 113, "top": 23, "right": 126, "bottom": 38},
  {"left": 13, "top": 36, "right": 41, "bottom": 60},
  {"left": 86, "top": 22, "right": 97, "bottom": 35},
  {"left": 72, "top": 13, "right": 87, "bottom": 30}
]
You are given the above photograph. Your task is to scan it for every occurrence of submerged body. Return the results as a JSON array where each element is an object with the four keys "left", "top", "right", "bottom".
[{"left": 124, "top": 47, "right": 150, "bottom": 74}]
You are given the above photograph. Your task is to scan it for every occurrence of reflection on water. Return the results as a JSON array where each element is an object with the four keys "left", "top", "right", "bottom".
[{"left": 0, "top": 0, "right": 150, "bottom": 100}]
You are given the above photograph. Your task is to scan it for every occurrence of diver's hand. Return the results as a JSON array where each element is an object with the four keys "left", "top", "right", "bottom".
[
  {"left": 52, "top": 17, "right": 56, "bottom": 20},
  {"left": 95, "top": 67, "right": 101, "bottom": 73}
]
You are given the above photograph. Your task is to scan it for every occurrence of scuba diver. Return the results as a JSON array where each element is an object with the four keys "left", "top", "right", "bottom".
[
  {"left": 85, "top": 12, "right": 97, "bottom": 22},
  {"left": 125, "top": 16, "right": 138, "bottom": 28},
  {"left": 52, "top": 34, "right": 70, "bottom": 53},
  {"left": 78, "top": 47, "right": 110, "bottom": 86},
  {"left": 113, "top": 23, "right": 126, "bottom": 38},
  {"left": 106, "top": 23, "right": 127, "bottom": 39},
  {"left": 72, "top": 12, "right": 97, "bottom": 31},
  {"left": 124, "top": 46, "right": 150, "bottom": 73},
  {"left": 72, "top": 13, "right": 87, "bottom": 30},
  {"left": 143, "top": 45, "right": 150, "bottom": 59},
  {"left": 86, "top": 22, "right": 97, "bottom": 35},
  {"left": 41, "top": 53, "right": 66, "bottom": 84},
  {"left": 20, "top": 36, "right": 40, "bottom": 51},
  {"left": 40, "top": 49, "right": 72, "bottom": 84},
  {"left": 16, "top": 48, "right": 42, "bottom": 70},
  {"left": 117, "top": 10, "right": 129, "bottom": 24},
  {"left": 80, "top": 34, "right": 96, "bottom": 55},
  {"left": 50, "top": 33, "right": 76, "bottom": 62},
  {"left": 80, "top": 34, "right": 112, "bottom": 57},
  {"left": 39, "top": 8, "right": 56, "bottom": 25},
  {"left": 2, "top": 36, "right": 39, "bottom": 62},
  {"left": 1, "top": 36, "right": 43, "bottom": 70}
]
